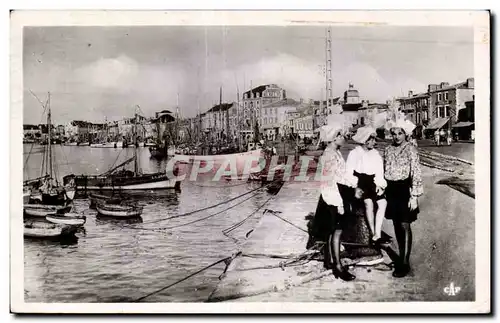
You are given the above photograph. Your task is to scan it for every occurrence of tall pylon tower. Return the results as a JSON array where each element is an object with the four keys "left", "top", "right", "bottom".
[{"left": 325, "top": 27, "right": 333, "bottom": 115}]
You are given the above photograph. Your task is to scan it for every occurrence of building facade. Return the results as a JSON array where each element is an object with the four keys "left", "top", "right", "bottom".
[
  {"left": 260, "top": 98, "right": 300, "bottom": 141},
  {"left": 241, "top": 84, "right": 286, "bottom": 140},
  {"left": 398, "top": 77, "right": 474, "bottom": 138}
]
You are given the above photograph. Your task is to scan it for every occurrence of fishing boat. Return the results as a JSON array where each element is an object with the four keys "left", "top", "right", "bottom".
[
  {"left": 90, "top": 141, "right": 123, "bottom": 148},
  {"left": 24, "top": 220, "right": 79, "bottom": 239},
  {"left": 174, "top": 148, "right": 265, "bottom": 179},
  {"left": 88, "top": 192, "right": 123, "bottom": 209},
  {"left": 77, "top": 142, "right": 90, "bottom": 146},
  {"left": 96, "top": 203, "right": 143, "bottom": 218},
  {"left": 64, "top": 112, "right": 181, "bottom": 191},
  {"left": 24, "top": 203, "right": 73, "bottom": 217},
  {"left": 46, "top": 213, "right": 86, "bottom": 226},
  {"left": 24, "top": 92, "right": 76, "bottom": 206}
]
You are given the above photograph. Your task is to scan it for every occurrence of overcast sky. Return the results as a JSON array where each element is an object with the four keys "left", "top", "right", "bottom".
[{"left": 23, "top": 26, "right": 474, "bottom": 125}]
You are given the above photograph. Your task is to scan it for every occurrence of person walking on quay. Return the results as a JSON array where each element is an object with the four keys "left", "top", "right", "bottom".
[
  {"left": 434, "top": 130, "right": 440, "bottom": 146},
  {"left": 446, "top": 129, "right": 452, "bottom": 146},
  {"left": 384, "top": 117, "right": 424, "bottom": 278},
  {"left": 309, "top": 116, "right": 357, "bottom": 282},
  {"left": 347, "top": 126, "right": 388, "bottom": 246}
]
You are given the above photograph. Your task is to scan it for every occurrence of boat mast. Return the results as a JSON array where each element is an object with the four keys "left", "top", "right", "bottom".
[
  {"left": 47, "top": 92, "right": 53, "bottom": 181},
  {"left": 236, "top": 78, "right": 241, "bottom": 151},
  {"left": 134, "top": 112, "right": 138, "bottom": 175}
]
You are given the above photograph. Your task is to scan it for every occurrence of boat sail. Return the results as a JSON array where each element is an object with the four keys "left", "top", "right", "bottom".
[
  {"left": 64, "top": 111, "right": 180, "bottom": 192},
  {"left": 24, "top": 92, "right": 76, "bottom": 207}
]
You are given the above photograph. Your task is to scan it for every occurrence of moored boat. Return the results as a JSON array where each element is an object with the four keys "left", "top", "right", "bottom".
[
  {"left": 64, "top": 112, "right": 181, "bottom": 192},
  {"left": 46, "top": 213, "right": 86, "bottom": 226},
  {"left": 88, "top": 193, "right": 123, "bottom": 209},
  {"left": 96, "top": 203, "right": 143, "bottom": 218},
  {"left": 173, "top": 148, "right": 265, "bottom": 179},
  {"left": 24, "top": 204, "right": 73, "bottom": 217},
  {"left": 24, "top": 220, "right": 78, "bottom": 239}
]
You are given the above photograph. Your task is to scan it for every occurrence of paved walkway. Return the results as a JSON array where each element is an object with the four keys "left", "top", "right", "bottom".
[{"left": 208, "top": 165, "right": 475, "bottom": 302}]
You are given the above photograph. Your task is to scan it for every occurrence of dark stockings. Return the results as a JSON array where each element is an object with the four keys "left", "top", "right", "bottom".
[
  {"left": 393, "top": 221, "right": 412, "bottom": 276},
  {"left": 324, "top": 230, "right": 343, "bottom": 271}
]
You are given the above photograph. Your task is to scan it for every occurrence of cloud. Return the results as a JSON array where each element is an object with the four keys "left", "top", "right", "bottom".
[{"left": 74, "top": 55, "right": 139, "bottom": 91}]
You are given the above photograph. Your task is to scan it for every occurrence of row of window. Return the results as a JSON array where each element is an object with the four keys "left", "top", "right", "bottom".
[
  {"left": 263, "top": 117, "right": 279, "bottom": 124},
  {"left": 243, "top": 90, "right": 281, "bottom": 100},
  {"left": 295, "top": 122, "right": 313, "bottom": 131},
  {"left": 263, "top": 107, "right": 278, "bottom": 115},
  {"left": 437, "top": 92, "right": 449, "bottom": 101}
]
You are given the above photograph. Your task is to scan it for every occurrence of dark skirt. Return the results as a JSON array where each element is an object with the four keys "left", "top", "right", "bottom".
[
  {"left": 385, "top": 177, "right": 419, "bottom": 223},
  {"left": 353, "top": 171, "right": 384, "bottom": 201},
  {"left": 310, "top": 184, "right": 354, "bottom": 242}
]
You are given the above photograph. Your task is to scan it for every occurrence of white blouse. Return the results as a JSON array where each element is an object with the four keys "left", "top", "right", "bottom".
[
  {"left": 346, "top": 146, "right": 387, "bottom": 189},
  {"left": 319, "top": 144, "right": 357, "bottom": 207}
]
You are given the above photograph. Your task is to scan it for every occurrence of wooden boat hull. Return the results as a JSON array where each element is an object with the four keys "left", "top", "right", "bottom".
[
  {"left": 88, "top": 193, "right": 123, "bottom": 208},
  {"left": 96, "top": 204, "right": 143, "bottom": 217},
  {"left": 24, "top": 221, "right": 78, "bottom": 238},
  {"left": 68, "top": 173, "right": 179, "bottom": 191},
  {"left": 90, "top": 142, "right": 122, "bottom": 148},
  {"left": 46, "top": 214, "right": 86, "bottom": 226},
  {"left": 174, "top": 149, "right": 264, "bottom": 179},
  {"left": 24, "top": 204, "right": 72, "bottom": 217}
]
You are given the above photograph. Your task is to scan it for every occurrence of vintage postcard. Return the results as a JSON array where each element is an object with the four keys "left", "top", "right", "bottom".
[{"left": 10, "top": 10, "right": 490, "bottom": 313}]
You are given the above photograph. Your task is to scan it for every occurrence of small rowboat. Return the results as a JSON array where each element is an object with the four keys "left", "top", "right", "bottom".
[
  {"left": 46, "top": 213, "right": 86, "bottom": 226},
  {"left": 24, "top": 204, "right": 73, "bottom": 217},
  {"left": 24, "top": 220, "right": 78, "bottom": 239},
  {"left": 88, "top": 193, "right": 122, "bottom": 209},
  {"left": 96, "top": 203, "right": 143, "bottom": 218}
]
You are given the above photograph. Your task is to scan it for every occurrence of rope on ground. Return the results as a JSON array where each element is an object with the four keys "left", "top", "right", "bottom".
[
  {"left": 134, "top": 253, "right": 240, "bottom": 302},
  {"left": 222, "top": 196, "right": 274, "bottom": 235},
  {"left": 265, "top": 209, "right": 308, "bottom": 234}
]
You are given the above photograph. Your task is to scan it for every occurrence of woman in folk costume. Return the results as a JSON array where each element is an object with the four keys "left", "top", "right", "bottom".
[
  {"left": 347, "top": 125, "right": 388, "bottom": 246},
  {"left": 309, "top": 114, "right": 357, "bottom": 281},
  {"left": 384, "top": 113, "right": 424, "bottom": 278}
]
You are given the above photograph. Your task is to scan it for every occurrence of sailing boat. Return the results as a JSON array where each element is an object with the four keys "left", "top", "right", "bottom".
[
  {"left": 173, "top": 86, "right": 264, "bottom": 178},
  {"left": 24, "top": 92, "right": 76, "bottom": 214},
  {"left": 64, "top": 112, "right": 180, "bottom": 191}
]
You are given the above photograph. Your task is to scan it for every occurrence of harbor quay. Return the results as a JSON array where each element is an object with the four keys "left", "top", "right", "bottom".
[{"left": 208, "top": 159, "right": 475, "bottom": 302}]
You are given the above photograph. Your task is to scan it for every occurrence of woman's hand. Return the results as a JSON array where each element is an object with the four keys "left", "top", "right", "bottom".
[
  {"left": 376, "top": 186, "right": 385, "bottom": 196},
  {"left": 354, "top": 188, "right": 363, "bottom": 199},
  {"left": 337, "top": 205, "right": 344, "bottom": 215},
  {"left": 408, "top": 197, "right": 418, "bottom": 211}
]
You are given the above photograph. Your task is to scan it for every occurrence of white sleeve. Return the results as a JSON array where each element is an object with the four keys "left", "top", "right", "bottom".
[
  {"left": 373, "top": 151, "right": 387, "bottom": 189},
  {"left": 345, "top": 149, "right": 359, "bottom": 187}
]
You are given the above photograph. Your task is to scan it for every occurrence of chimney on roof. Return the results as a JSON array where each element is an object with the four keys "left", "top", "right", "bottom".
[
  {"left": 428, "top": 84, "right": 438, "bottom": 93},
  {"left": 440, "top": 82, "right": 449, "bottom": 89},
  {"left": 466, "top": 77, "right": 474, "bottom": 88},
  {"left": 408, "top": 90, "right": 413, "bottom": 97}
]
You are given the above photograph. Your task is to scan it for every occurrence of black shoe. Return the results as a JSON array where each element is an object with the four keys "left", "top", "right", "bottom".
[
  {"left": 332, "top": 266, "right": 356, "bottom": 281},
  {"left": 392, "top": 264, "right": 411, "bottom": 278}
]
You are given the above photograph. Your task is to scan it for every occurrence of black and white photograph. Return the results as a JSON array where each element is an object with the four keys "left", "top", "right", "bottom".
[{"left": 10, "top": 10, "right": 490, "bottom": 313}]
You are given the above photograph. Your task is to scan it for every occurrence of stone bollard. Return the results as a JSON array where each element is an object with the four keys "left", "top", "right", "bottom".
[{"left": 341, "top": 198, "right": 384, "bottom": 265}]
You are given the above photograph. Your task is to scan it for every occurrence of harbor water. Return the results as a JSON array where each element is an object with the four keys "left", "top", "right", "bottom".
[{"left": 23, "top": 144, "right": 274, "bottom": 302}]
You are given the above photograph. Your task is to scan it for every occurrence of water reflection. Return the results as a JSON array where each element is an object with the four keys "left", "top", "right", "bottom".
[
  {"left": 23, "top": 144, "right": 276, "bottom": 302},
  {"left": 95, "top": 215, "right": 144, "bottom": 225}
]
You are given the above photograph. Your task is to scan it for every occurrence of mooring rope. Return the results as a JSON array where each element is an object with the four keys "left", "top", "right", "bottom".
[
  {"left": 128, "top": 189, "right": 263, "bottom": 231},
  {"left": 265, "top": 210, "right": 308, "bottom": 234},
  {"left": 134, "top": 253, "right": 239, "bottom": 302},
  {"left": 222, "top": 196, "right": 274, "bottom": 235},
  {"left": 126, "top": 183, "right": 272, "bottom": 227}
]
